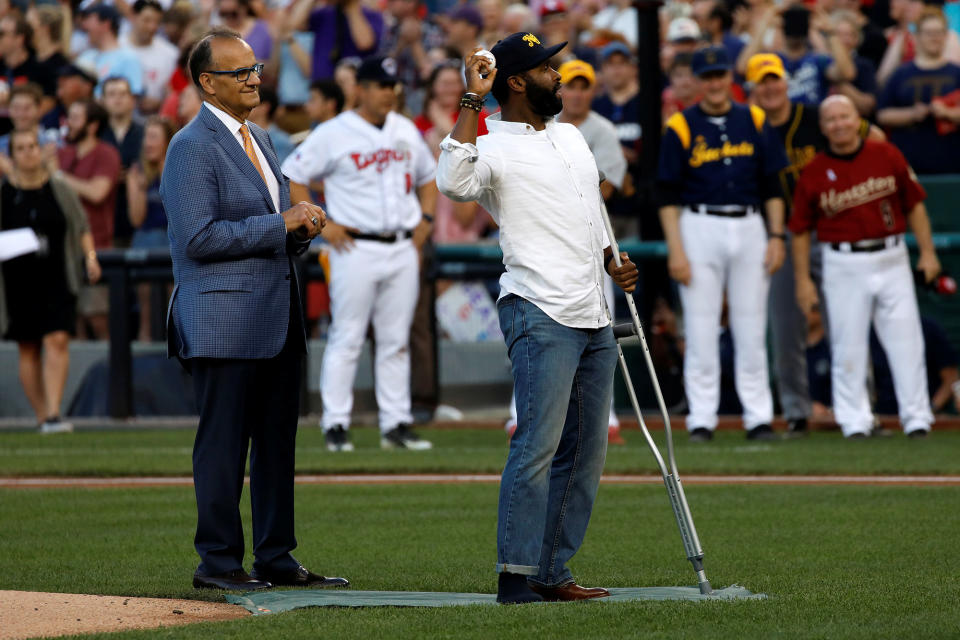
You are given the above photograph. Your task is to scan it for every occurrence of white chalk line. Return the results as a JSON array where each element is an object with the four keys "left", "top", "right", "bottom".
[{"left": 1, "top": 474, "right": 959, "bottom": 488}]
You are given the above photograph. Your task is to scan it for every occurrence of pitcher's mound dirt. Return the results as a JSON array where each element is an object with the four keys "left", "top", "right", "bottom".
[{"left": 0, "top": 590, "right": 250, "bottom": 640}]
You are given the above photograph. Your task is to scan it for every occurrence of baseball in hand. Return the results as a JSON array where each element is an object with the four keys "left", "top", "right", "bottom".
[{"left": 475, "top": 49, "right": 496, "bottom": 76}]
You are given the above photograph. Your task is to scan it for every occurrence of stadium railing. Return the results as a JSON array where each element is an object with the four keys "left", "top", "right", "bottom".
[{"left": 97, "top": 232, "right": 960, "bottom": 418}]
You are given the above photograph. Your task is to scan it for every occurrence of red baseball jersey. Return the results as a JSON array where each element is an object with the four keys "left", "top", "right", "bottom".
[{"left": 788, "top": 140, "right": 926, "bottom": 243}]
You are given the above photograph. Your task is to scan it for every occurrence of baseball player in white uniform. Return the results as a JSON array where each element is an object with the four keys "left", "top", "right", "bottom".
[
  {"left": 790, "top": 95, "right": 940, "bottom": 439},
  {"left": 281, "top": 56, "right": 438, "bottom": 451},
  {"left": 656, "top": 47, "right": 789, "bottom": 441}
]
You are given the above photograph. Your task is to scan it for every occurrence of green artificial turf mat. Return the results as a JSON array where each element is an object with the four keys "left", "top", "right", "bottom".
[{"left": 225, "top": 585, "right": 764, "bottom": 613}]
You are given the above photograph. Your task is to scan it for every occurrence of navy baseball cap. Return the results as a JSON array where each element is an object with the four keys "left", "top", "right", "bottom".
[
  {"left": 59, "top": 62, "right": 98, "bottom": 85},
  {"left": 356, "top": 56, "right": 399, "bottom": 84},
  {"left": 691, "top": 46, "right": 731, "bottom": 76},
  {"left": 490, "top": 32, "right": 567, "bottom": 79},
  {"left": 600, "top": 41, "right": 633, "bottom": 63},
  {"left": 80, "top": 2, "right": 121, "bottom": 25}
]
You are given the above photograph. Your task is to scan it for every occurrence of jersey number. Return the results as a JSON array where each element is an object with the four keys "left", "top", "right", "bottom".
[{"left": 880, "top": 200, "right": 895, "bottom": 229}]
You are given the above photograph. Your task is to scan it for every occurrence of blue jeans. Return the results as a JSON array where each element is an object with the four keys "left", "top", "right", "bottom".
[{"left": 496, "top": 294, "right": 617, "bottom": 587}]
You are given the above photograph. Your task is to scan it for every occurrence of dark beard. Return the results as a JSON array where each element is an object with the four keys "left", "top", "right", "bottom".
[{"left": 526, "top": 80, "right": 562, "bottom": 117}]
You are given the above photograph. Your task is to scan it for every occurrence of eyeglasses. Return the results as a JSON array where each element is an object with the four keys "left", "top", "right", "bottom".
[{"left": 203, "top": 63, "right": 264, "bottom": 83}]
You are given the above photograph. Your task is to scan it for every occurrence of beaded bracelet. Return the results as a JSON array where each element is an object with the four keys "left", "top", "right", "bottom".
[{"left": 460, "top": 93, "right": 483, "bottom": 112}]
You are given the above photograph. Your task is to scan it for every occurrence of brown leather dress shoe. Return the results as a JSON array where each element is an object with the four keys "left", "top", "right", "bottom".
[{"left": 528, "top": 582, "right": 610, "bottom": 601}]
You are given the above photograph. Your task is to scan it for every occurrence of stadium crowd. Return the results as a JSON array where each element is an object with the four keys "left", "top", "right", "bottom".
[{"left": 1, "top": 0, "right": 959, "bottom": 434}]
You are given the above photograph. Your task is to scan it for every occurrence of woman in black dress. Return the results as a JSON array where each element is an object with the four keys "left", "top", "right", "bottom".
[{"left": 0, "top": 129, "right": 100, "bottom": 433}]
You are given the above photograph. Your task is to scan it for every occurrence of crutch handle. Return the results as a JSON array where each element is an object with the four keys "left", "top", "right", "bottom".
[{"left": 613, "top": 322, "right": 637, "bottom": 340}]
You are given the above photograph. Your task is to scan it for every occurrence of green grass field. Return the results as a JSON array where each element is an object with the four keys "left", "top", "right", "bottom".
[
  {"left": 1, "top": 427, "right": 959, "bottom": 639},
  {"left": 1, "top": 483, "right": 958, "bottom": 639},
  {"left": 1, "top": 426, "right": 959, "bottom": 476}
]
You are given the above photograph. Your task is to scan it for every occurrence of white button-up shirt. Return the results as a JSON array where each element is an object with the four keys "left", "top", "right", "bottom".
[
  {"left": 436, "top": 113, "right": 611, "bottom": 329},
  {"left": 204, "top": 102, "right": 280, "bottom": 213}
]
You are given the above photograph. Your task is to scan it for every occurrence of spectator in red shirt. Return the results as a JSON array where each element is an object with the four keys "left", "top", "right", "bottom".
[
  {"left": 790, "top": 95, "right": 941, "bottom": 439},
  {"left": 415, "top": 60, "right": 488, "bottom": 149},
  {"left": 57, "top": 99, "right": 121, "bottom": 339},
  {"left": 662, "top": 52, "right": 700, "bottom": 121},
  {"left": 877, "top": 0, "right": 926, "bottom": 87}
]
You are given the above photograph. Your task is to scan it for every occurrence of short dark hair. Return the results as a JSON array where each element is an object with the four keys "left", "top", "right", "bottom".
[
  {"left": 85, "top": 7, "right": 121, "bottom": 35},
  {"left": 77, "top": 99, "right": 109, "bottom": 137},
  {"left": 102, "top": 75, "right": 132, "bottom": 95},
  {"left": 709, "top": 3, "right": 733, "bottom": 32},
  {"left": 491, "top": 72, "right": 512, "bottom": 107},
  {"left": 670, "top": 52, "right": 694, "bottom": 73},
  {"left": 9, "top": 82, "right": 43, "bottom": 106},
  {"left": 132, "top": 0, "right": 164, "bottom": 14},
  {"left": 188, "top": 27, "right": 243, "bottom": 90},
  {"left": 309, "top": 80, "right": 345, "bottom": 114}
]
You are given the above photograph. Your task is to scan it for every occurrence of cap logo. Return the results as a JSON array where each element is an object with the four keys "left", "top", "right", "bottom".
[
  {"left": 523, "top": 33, "right": 541, "bottom": 47},
  {"left": 382, "top": 58, "right": 397, "bottom": 75}
]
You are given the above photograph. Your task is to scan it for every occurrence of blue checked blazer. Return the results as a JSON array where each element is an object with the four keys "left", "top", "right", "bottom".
[{"left": 161, "top": 104, "right": 309, "bottom": 360}]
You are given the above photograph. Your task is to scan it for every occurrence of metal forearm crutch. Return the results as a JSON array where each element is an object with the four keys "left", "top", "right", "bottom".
[{"left": 598, "top": 182, "right": 712, "bottom": 595}]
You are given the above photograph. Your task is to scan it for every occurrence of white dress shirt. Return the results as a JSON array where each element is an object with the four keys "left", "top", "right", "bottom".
[
  {"left": 204, "top": 102, "right": 281, "bottom": 213},
  {"left": 436, "top": 113, "right": 611, "bottom": 329}
]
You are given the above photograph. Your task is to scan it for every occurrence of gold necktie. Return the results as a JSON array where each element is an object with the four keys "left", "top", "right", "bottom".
[{"left": 239, "top": 123, "right": 267, "bottom": 185}]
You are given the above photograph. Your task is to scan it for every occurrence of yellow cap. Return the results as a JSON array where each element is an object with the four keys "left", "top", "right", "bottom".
[
  {"left": 559, "top": 59, "right": 596, "bottom": 87},
  {"left": 746, "top": 53, "right": 787, "bottom": 85}
]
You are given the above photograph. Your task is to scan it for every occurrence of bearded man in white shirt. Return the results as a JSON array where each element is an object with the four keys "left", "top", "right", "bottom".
[{"left": 436, "top": 33, "right": 639, "bottom": 605}]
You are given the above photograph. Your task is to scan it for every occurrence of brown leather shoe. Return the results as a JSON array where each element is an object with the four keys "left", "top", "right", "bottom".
[{"left": 528, "top": 581, "right": 610, "bottom": 601}]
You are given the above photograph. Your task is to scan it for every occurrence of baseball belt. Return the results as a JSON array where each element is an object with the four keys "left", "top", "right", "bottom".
[
  {"left": 686, "top": 204, "right": 760, "bottom": 218},
  {"left": 346, "top": 230, "right": 414, "bottom": 243},
  {"left": 828, "top": 234, "right": 902, "bottom": 253}
]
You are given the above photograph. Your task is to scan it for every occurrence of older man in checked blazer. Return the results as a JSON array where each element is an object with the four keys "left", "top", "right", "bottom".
[{"left": 161, "top": 28, "right": 346, "bottom": 591}]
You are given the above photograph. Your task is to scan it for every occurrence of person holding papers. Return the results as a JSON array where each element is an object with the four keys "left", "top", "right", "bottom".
[{"left": 0, "top": 129, "right": 100, "bottom": 434}]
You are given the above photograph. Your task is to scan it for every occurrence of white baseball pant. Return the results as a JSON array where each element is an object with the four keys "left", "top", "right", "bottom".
[
  {"left": 821, "top": 240, "right": 932, "bottom": 437},
  {"left": 679, "top": 210, "right": 773, "bottom": 431},
  {"left": 320, "top": 239, "right": 420, "bottom": 433}
]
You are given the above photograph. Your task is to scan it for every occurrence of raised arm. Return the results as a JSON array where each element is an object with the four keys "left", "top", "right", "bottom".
[
  {"left": 343, "top": 0, "right": 376, "bottom": 52},
  {"left": 450, "top": 49, "right": 495, "bottom": 146},
  {"left": 436, "top": 49, "right": 498, "bottom": 202},
  {"left": 736, "top": 5, "right": 778, "bottom": 76},
  {"left": 285, "top": 0, "right": 315, "bottom": 35},
  {"left": 820, "top": 11, "right": 855, "bottom": 83}
]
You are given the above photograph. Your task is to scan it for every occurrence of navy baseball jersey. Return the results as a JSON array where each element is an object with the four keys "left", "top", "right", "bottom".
[{"left": 657, "top": 103, "right": 788, "bottom": 208}]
